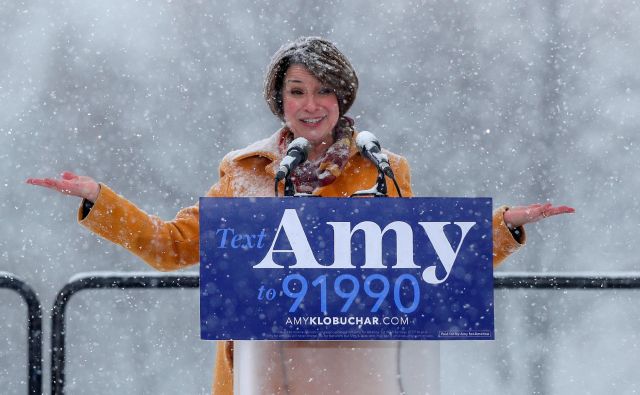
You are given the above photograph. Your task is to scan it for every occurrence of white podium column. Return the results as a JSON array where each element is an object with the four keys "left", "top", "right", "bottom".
[{"left": 234, "top": 340, "right": 440, "bottom": 395}]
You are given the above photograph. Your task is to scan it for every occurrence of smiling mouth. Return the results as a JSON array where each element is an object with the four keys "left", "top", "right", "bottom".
[{"left": 301, "top": 116, "right": 325, "bottom": 125}]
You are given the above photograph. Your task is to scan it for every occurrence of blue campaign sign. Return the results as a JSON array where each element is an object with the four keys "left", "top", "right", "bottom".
[{"left": 199, "top": 197, "right": 494, "bottom": 341}]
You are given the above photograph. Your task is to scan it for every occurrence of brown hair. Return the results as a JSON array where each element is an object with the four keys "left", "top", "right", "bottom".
[{"left": 264, "top": 37, "right": 359, "bottom": 120}]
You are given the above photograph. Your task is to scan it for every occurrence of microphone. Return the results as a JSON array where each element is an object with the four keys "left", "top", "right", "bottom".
[
  {"left": 275, "top": 137, "right": 311, "bottom": 182},
  {"left": 355, "top": 131, "right": 394, "bottom": 178}
]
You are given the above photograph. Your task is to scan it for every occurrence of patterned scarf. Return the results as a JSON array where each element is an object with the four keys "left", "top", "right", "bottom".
[{"left": 278, "top": 117, "right": 355, "bottom": 193}]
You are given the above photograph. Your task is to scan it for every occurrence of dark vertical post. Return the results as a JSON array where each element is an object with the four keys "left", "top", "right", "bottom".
[{"left": 0, "top": 272, "right": 43, "bottom": 395}]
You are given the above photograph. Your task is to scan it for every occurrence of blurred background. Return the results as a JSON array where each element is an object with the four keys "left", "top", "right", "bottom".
[{"left": 2, "top": 0, "right": 639, "bottom": 393}]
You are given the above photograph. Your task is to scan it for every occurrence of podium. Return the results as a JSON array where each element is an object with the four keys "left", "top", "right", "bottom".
[{"left": 200, "top": 197, "right": 493, "bottom": 394}]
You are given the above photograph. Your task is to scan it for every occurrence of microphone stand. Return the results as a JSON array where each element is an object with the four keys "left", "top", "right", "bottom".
[
  {"left": 275, "top": 174, "right": 315, "bottom": 197},
  {"left": 283, "top": 176, "right": 297, "bottom": 197},
  {"left": 351, "top": 168, "right": 388, "bottom": 197}
]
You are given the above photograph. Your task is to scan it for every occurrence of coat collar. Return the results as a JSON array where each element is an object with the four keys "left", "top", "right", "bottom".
[{"left": 230, "top": 129, "right": 282, "bottom": 163}]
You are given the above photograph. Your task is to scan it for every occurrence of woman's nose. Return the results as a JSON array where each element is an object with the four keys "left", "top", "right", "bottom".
[{"left": 303, "top": 94, "right": 320, "bottom": 111}]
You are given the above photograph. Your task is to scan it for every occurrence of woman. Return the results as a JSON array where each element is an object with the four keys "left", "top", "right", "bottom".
[{"left": 27, "top": 37, "right": 574, "bottom": 394}]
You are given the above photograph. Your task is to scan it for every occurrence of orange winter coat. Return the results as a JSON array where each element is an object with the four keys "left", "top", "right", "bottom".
[{"left": 78, "top": 129, "right": 525, "bottom": 395}]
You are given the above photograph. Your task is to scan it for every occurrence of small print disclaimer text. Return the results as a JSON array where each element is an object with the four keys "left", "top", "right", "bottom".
[{"left": 438, "top": 330, "right": 492, "bottom": 338}]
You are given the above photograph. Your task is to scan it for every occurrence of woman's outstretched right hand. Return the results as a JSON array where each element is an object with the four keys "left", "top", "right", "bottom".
[{"left": 26, "top": 171, "right": 100, "bottom": 203}]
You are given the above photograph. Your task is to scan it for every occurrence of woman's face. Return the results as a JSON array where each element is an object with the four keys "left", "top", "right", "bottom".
[{"left": 282, "top": 64, "right": 340, "bottom": 152}]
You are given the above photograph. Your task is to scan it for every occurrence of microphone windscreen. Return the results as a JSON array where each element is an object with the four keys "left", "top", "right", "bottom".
[
  {"left": 355, "top": 131, "right": 379, "bottom": 151},
  {"left": 287, "top": 137, "right": 311, "bottom": 161}
]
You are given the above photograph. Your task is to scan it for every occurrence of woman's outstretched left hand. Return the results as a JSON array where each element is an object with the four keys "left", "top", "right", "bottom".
[
  {"left": 26, "top": 171, "right": 100, "bottom": 203},
  {"left": 503, "top": 203, "right": 575, "bottom": 228}
]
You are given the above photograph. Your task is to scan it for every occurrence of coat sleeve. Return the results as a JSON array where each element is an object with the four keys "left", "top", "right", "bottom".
[
  {"left": 77, "top": 184, "right": 200, "bottom": 271},
  {"left": 77, "top": 163, "right": 233, "bottom": 272},
  {"left": 492, "top": 205, "right": 526, "bottom": 267}
]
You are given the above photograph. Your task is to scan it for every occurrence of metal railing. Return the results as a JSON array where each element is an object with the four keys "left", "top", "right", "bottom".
[
  {"left": 49, "top": 272, "right": 640, "bottom": 395},
  {"left": 493, "top": 272, "right": 640, "bottom": 289},
  {"left": 50, "top": 272, "right": 199, "bottom": 395},
  {"left": 0, "top": 272, "right": 43, "bottom": 395}
]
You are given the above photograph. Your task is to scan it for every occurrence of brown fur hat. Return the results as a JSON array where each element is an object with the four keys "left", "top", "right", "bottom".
[{"left": 264, "top": 37, "right": 359, "bottom": 120}]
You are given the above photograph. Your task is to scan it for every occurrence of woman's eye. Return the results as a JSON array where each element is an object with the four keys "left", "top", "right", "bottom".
[
  {"left": 290, "top": 89, "right": 303, "bottom": 95},
  {"left": 319, "top": 88, "right": 334, "bottom": 95}
]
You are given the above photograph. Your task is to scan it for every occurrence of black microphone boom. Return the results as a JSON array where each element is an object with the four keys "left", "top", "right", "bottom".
[
  {"left": 275, "top": 137, "right": 311, "bottom": 182},
  {"left": 355, "top": 131, "right": 395, "bottom": 178}
]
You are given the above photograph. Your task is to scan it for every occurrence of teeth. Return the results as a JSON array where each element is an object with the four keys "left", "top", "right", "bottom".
[{"left": 302, "top": 117, "right": 323, "bottom": 124}]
